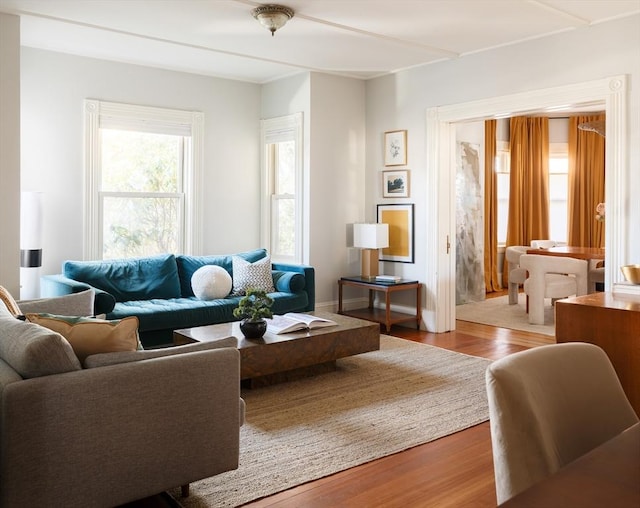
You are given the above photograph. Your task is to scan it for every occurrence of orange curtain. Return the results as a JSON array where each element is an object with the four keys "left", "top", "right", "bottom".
[
  {"left": 567, "top": 114, "right": 605, "bottom": 247},
  {"left": 503, "top": 116, "right": 550, "bottom": 284},
  {"left": 484, "top": 120, "right": 501, "bottom": 292}
]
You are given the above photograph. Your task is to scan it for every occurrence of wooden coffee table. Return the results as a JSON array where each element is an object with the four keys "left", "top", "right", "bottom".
[{"left": 173, "top": 312, "right": 380, "bottom": 387}]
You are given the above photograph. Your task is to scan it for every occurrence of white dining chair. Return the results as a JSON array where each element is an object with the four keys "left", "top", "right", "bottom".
[
  {"left": 505, "top": 246, "right": 529, "bottom": 305},
  {"left": 519, "top": 254, "right": 588, "bottom": 325}
]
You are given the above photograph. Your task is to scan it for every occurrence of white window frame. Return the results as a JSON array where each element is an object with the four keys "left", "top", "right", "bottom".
[
  {"left": 260, "top": 113, "right": 303, "bottom": 263},
  {"left": 84, "top": 99, "right": 203, "bottom": 259},
  {"left": 495, "top": 140, "right": 510, "bottom": 247},
  {"left": 548, "top": 142, "right": 569, "bottom": 244}
]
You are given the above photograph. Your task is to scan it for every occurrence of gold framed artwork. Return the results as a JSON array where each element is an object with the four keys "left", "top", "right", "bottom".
[
  {"left": 384, "top": 130, "right": 407, "bottom": 166},
  {"left": 377, "top": 203, "right": 414, "bottom": 263},
  {"left": 382, "top": 169, "right": 410, "bottom": 198}
]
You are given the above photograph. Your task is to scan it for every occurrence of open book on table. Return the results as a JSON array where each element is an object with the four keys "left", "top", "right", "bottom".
[{"left": 265, "top": 313, "right": 338, "bottom": 334}]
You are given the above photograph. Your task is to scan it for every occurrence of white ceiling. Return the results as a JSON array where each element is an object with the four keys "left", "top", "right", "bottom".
[{"left": 1, "top": 0, "right": 639, "bottom": 84}]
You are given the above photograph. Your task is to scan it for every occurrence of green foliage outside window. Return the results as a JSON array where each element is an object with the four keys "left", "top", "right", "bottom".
[{"left": 100, "top": 129, "right": 183, "bottom": 259}]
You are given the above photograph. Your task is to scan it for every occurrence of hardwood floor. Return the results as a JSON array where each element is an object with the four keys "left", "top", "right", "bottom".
[{"left": 244, "top": 302, "right": 553, "bottom": 508}]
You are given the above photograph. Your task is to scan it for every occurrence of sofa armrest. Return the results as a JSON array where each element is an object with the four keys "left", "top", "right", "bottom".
[
  {"left": 83, "top": 336, "right": 238, "bottom": 368},
  {"left": 41, "top": 274, "right": 116, "bottom": 315},
  {"left": 17, "top": 289, "right": 95, "bottom": 317},
  {"left": 271, "top": 263, "right": 315, "bottom": 310},
  {"left": 1, "top": 347, "right": 241, "bottom": 508}
]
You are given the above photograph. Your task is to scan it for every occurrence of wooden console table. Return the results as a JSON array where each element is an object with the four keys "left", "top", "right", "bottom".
[
  {"left": 338, "top": 276, "right": 422, "bottom": 332},
  {"left": 556, "top": 292, "right": 640, "bottom": 416}
]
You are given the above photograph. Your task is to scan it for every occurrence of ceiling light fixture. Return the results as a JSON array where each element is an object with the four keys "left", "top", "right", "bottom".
[
  {"left": 578, "top": 120, "right": 606, "bottom": 137},
  {"left": 251, "top": 4, "right": 294, "bottom": 36}
]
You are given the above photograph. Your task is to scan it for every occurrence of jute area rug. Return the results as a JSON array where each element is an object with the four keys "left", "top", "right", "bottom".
[
  {"left": 169, "top": 335, "right": 491, "bottom": 508},
  {"left": 456, "top": 294, "right": 555, "bottom": 336}
]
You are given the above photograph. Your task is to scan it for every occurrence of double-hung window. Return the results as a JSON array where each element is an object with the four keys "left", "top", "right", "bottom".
[
  {"left": 548, "top": 142, "right": 569, "bottom": 243},
  {"left": 495, "top": 140, "right": 569, "bottom": 245},
  {"left": 84, "top": 100, "right": 203, "bottom": 259},
  {"left": 260, "top": 113, "right": 303, "bottom": 263},
  {"left": 495, "top": 141, "right": 510, "bottom": 246}
]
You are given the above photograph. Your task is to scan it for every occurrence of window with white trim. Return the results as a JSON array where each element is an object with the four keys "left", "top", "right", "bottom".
[
  {"left": 495, "top": 141, "right": 568, "bottom": 245},
  {"left": 548, "top": 142, "right": 569, "bottom": 244},
  {"left": 260, "top": 113, "right": 303, "bottom": 263},
  {"left": 84, "top": 100, "right": 203, "bottom": 259},
  {"left": 495, "top": 141, "right": 510, "bottom": 246}
]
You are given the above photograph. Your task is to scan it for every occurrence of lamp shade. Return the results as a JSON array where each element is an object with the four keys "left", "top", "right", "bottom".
[
  {"left": 353, "top": 223, "right": 389, "bottom": 249},
  {"left": 20, "top": 191, "right": 44, "bottom": 299}
]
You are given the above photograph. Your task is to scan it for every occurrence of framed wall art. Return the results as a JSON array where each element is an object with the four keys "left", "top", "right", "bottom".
[
  {"left": 384, "top": 130, "right": 407, "bottom": 166},
  {"left": 382, "top": 169, "right": 410, "bottom": 198},
  {"left": 377, "top": 203, "right": 414, "bottom": 263}
]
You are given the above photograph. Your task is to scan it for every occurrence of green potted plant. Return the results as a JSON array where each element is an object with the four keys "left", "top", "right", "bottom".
[{"left": 233, "top": 287, "right": 274, "bottom": 339}]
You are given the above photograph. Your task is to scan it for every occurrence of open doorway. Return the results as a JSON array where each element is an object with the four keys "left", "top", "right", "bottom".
[
  {"left": 454, "top": 114, "right": 603, "bottom": 308},
  {"left": 424, "top": 75, "right": 628, "bottom": 333}
]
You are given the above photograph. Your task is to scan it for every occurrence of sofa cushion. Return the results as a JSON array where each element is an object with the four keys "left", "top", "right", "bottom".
[
  {"left": 0, "top": 312, "right": 82, "bottom": 378},
  {"left": 25, "top": 314, "right": 142, "bottom": 362},
  {"left": 63, "top": 254, "right": 181, "bottom": 302},
  {"left": 109, "top": 297, "right": 240, "bottom": 333},
  {"left": 231, "top": 255, "right": 275, "bottom": 296},
  {"left": 176, "top": 249, "right": 267, "bottom": 297},
  {"left": 191, "top": 265, "right": 232, "bottom": 300},
  {"left": 106, "top": 292, "right": 310, "bottom": 346}
]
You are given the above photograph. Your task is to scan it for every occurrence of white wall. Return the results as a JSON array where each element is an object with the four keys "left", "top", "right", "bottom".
[
  {"left": 0, "top": 13, "right": 21, "bottom": 294},
  {"left": 261, "top": 72, "right": 366, "bottom": 307},
  {"left": 20, "top": 48, "right": 261, "bottom": 277},
  {"left": 308, "top": 73, "right": 366, "bottom": 307},
  {"left": 365, "top": 14, "right": 640, "bottom": 326}
]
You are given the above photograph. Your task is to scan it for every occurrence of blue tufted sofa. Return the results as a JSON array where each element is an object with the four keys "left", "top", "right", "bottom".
[{"left": 41, "top": 249, "right": 314, "bottom": 348}]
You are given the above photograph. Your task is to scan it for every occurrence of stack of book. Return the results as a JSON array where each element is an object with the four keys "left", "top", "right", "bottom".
[
  {"left": 375, "top": 275, "right": 402, "bottom": 283},
  {"left": 612, "top": 281, "right": 640, "bottom": 296}
]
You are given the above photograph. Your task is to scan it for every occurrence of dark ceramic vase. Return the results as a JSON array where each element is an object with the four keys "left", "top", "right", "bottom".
[{"left": 240, "top": 319, "right": 267, "bottom": 339}]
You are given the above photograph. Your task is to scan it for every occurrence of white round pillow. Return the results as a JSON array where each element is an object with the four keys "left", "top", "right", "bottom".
[{"left": 191, "top": 265, "right": 232, "bottom": 300}]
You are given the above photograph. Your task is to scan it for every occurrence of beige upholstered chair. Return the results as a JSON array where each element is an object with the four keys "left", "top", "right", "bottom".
[
  {"left": 519, "top": 254, "right": 588, "bottom": 325},
  {"left": 486, "top": 342, "right": 639, "bottom": 504},
  {"left": 505, "top": 246, "right": 529, "bottom": 305}
]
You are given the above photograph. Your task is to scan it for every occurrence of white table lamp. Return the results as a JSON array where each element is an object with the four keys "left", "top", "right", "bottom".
[
  {"left": 353, "top": 223, "right": 389, "bottom": 279},
  {"left": 20, "top": 191, "right": 44, "bottom": 299}
]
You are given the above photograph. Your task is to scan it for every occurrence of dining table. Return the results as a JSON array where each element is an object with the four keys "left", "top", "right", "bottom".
[
  {"left": 526, "top": 245, "right": 605, "bottom": 260},
  {"left": 498, "top": 422, "right": 640, "bottom": 507}
]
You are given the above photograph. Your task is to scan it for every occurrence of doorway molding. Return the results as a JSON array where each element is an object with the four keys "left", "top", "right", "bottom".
[{"left": 425, "top": 75, "right": 628, "bottom": 332}]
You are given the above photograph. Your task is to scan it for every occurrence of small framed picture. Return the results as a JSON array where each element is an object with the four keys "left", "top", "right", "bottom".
[
  {"left": 384, "top": 130, "right": 407, "bottom": 166},
  {"left": 382, "top": 170, "right": 410, "bottom": 198}
]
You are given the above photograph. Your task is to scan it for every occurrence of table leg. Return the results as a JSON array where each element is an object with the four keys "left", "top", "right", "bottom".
[
  {"left": 338, "top": 282, "right": 343, "bottom": 313},
  {"left": 385, "top": 291, "right": 391, "bottom": 332},
  {"left": 416, "top": 285, "right": 421, "bottom": 329}
]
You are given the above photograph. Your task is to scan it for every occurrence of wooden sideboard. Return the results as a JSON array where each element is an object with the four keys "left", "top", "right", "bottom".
[{"left": 556, "top": 292, "right": 640, "bottom": 416}]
